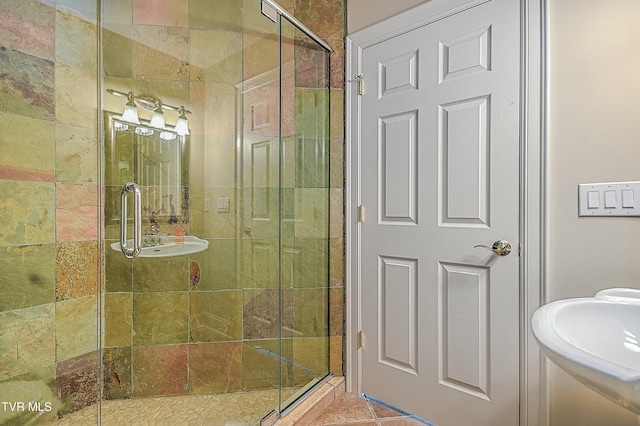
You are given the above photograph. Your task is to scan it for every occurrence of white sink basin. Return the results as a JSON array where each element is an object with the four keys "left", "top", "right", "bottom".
[
  {"left": 532, "top": 295, "right": 640, "bottom": 414},
  {"left": 110, "top": 235, "right": 209, "bottom": 258},
  {"left": 596, "top": 287, "right": 640, "bottom": 303}
]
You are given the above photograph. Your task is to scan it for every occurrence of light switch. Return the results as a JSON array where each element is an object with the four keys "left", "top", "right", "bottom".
[
  {"left": 622, "top": 190, "right": 635, "bottom": 208},
  {"left": 604, "top": 190, "right": 617, "bottom": 208},
  {"left": 587, "top": 191, "right": 599, "bottom": 209},
  {"left": 578, "top": 181, "right": 640, "bottom": 217},
  {"left": 217, "top": 197, "right": 230, "bottom": 213}
]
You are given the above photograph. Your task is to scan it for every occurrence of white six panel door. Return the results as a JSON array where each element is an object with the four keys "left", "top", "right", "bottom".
[{"left": 359, "top": 0, "right": 520, "bottom": 425}]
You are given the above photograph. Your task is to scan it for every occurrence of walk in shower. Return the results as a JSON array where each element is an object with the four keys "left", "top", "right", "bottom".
[{"left": 0, "top": 0, "right": 334, "bottom": 424}]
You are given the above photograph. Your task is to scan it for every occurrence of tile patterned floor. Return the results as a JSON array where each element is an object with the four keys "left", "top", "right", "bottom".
[
  {"left": 44, "top": 384, "right": 424, "bottom": 426},
  {"left": 313, "top": 393, "right": 426, "bottom": 426},
  {"left": 47, "top": 388, "right": 298, "bottom": 426}
]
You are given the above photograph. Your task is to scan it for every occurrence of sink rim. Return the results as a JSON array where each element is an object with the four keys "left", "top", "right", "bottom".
[
  {"left": 595, "top": 287, "right": 640, "bottom": 304},
  {"left": 532, "top": 298, "right": 640, "bottom": 379},
  {"left": 532, "top": 296, "right": 640, "bottom": 414},
  {"left": 110, "top": 235, "right": 209, "bottom": 257}
]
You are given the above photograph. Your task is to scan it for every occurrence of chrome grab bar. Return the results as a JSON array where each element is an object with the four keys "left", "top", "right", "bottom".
[{"left": 120, "top": 182, "right": 142, "bottom": 258}]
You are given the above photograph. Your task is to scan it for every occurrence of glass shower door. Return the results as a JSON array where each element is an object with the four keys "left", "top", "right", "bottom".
[{"left": 279, "top": 15, "right": 331, "bottom": 412}]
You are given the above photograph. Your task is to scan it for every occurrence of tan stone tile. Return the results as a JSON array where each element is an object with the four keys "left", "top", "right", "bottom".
[
  {"left": 55, "top": 296, "right": 98, "bottom": 361},
  {"left": 330, "top": 137, "right": 344, "bottom": 189},
  {"left": 189, "top": 290, "right": 243, "bottom": 342},
  {"left": 202, "top": 187, "right": 238, "bottom": 238},
  {"left": 329, "top": 237, "right": 344, "bottom": 287},
  {"left": 294, "top": 0, "right": 344, "bottom": 40},
  {"left": 292, "top": 337, "right": 329, "bottom": 386},
  {"left": 370, "top": 400, "right": 408, "bottom": 419},
  {"left": 0, "top": 303, "right": 55, "bottom": 381},
  {"left": 329, "top": 39, "right": 345, "bottom": 89},
  {"left": 329, "top": 188, "right": 343, "bottom": 239},
  {"left": 104, "top": 293, "right": 132, "bottom": 347},
  {"left": 102, "top": 0, "right": 132, "bottom": 24},
  {"left": 243, "top": 32, "right": 280, "bottom": 82},
  {"left": 55, "top": 123, "right": 97, "bottom": 183},
  {"left": 190, "top": 29, "right": 242, "bottom": 84},
  {"left": 330, "top": 89, "right": 344, "bottom": 139},
  {"left": 132, "top": 78, "right": 190, "bottom": 113},
  {"left": 132, "top": 25, "right": 189, "bottom": 81},
  {"left": 0, "top": 180, "right": 55, "bottom": 246},
  {"left": 0, "top": 112, "right": 54, "bottom": 182},
  {"left": 189, "top": 0, "right": 242, "bottom": 32},
  {"left": 55, "top": 9, "right": 98, "bottom": 71},
  {"left": 329, "top": 336, "right": 343, "bottom": 376},
  {"left": 132, "top": 255, "right": 189, "bottom": 292},
  {"left": 188, "top": 342, "right": 242, "bottom": 394},
  {"left": 103, "top": 24, "right": 133, "bottom": 78},
  {"left": 0, "top": 243, "right": 55, "bottom": 311},
  {"left": 55, "top": 64, "right": 97, "bottom": 127},
  {"left": 189, "top": 239, "right": 238, "bottom": 290},
  {"left": 314, "top": 392, "right": 375, "bottom": 425},
  {"left": 133, "top": 0, "right": 188, "bottom": 27},
  {"left": 55, "top": 183, "right": 99, "bottom": 242},
  {"left": 133, "top": 292, "right": 188, "bottom": 345}
]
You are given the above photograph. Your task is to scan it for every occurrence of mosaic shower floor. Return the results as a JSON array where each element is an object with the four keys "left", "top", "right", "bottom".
[{"left": 48, "top": 388, "right": 298, "bottom": 426}]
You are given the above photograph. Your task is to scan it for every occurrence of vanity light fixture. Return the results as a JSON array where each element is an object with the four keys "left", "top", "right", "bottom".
[
  {"left": 149, "top": 100, "right": 166, "bottom": 130},
  {"left": 174, "top": 106, "right": 190, "bottom": 136},
  {"left": 121, "top": 91, "right": 141, "bottom": 125},
  {"left": 135, "top": 127, "right": 154, "bottom": 137},
  {"left": 106, "top": 89, "right": 191, "bottom": 136},
  {"left": 159, "top": 131, "right": 177, "bottom": 141}
]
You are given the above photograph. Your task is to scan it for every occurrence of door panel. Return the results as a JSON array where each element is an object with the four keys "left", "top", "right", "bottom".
[{"left": 359, "top": 1, "right": 520, "bottom": 425}]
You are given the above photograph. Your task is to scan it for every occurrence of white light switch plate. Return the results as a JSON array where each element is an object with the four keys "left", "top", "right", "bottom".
[
  {"left": 578, "top": 181, "right": 640, "bottom": 216},
  {"left": 217, "top": 197, "right": 230, "bottom": 213}
]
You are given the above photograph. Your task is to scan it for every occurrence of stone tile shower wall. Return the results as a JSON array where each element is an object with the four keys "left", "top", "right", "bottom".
[
  {"left": 0, "top": 0, "right": 100, "bottom": 423},
  {"left": 101, "top": 0, "right": 346, "bottom": 404},
  {"left": 0, "top": 0, "right": 345, "bottom": 421}
]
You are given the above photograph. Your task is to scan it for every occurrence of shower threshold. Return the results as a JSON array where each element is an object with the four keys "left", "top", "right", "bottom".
[{"left": 48, "top": 387, "right": 299, "bottom": 426}]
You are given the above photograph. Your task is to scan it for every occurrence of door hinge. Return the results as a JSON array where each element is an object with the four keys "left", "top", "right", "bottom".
[
  {"left": 357, "top": 330, "right": 364, "bottom": 349},
  {"left": 358, "top": 205, "right": 365, "bottom": 222},
  {"left": 518, "top": 243, "right": 522, "bottom": 256},
  {"left": 356, "top": 74, "right": 365, "bottom": 95}
]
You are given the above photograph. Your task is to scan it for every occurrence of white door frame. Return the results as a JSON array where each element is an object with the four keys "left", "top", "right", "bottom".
[{"left": 344, "top": 1, "right": 550, "bottom": 425}]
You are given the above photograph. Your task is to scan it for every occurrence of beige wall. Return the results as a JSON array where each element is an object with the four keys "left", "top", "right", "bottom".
[
  {"left": 346, "top": 0, "right": 427, "bottom": 33},
  {"left": 346, "top": 0, "right": 640, "bottom": 424},
  {"left": 548, "top": 0, "right": 640, "bottom": 424}
]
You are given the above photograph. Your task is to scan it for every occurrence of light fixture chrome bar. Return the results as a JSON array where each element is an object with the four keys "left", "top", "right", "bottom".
[
  {"left": 260, "top": 0, "right": 333, "bottom": 53},
  {"left": 106, "top": 89, "right": 191, "bottom": 114}
]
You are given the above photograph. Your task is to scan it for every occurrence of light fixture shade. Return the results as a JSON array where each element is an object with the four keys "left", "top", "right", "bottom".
[
  {"left": 149, "top": 104, "right": 165, "bottom": 129},
  {"left": 135, "top": 127, "right": 154, "bottom": 136},
  {"left": 174, "top": 115, "right": 190, "bottom": 136},
  {"left": 159, "top": 131, "right": 177, "bottom": 141},
  {"left": 121, "top": 101, "right": 140, "bottom": 125}
]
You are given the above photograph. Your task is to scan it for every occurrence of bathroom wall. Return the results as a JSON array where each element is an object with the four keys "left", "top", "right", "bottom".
[
  {"left": 0, "top": 0, "right": 345, "bottom": 422},
  {"left": 347, "top": 0, "right": 640, "bottom": 424},
  {"left": 346, "top": 0, "right": 426, "bottom": 33},
  {"left": 548, "top": 0, "right": 640, "bottom": 424},
  {"left": 101, "top": 0, "right": 346, "bottom": 402},
  {"left": 0, "top": 0, "right": 100, "bottom": 422}
]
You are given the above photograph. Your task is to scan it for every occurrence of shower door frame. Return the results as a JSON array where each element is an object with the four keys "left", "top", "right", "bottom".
[{"left": 237, "top": 0, "right": 335, "bottom": 419}]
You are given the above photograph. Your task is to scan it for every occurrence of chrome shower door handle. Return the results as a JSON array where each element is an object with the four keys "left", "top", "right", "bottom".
[
  {"left": 120, "top": 182, "right": 142, "bottom": 258},
  {"left": 474, "top": 240, "right": 512, "bottom": 256}
]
